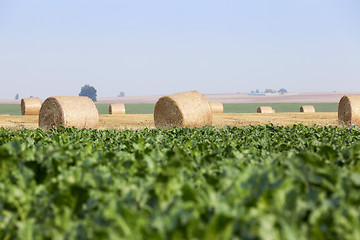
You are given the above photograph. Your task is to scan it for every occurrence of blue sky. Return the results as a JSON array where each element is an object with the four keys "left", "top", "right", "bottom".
[{"left": 0, "top": 0, "right": 359, "bottom": 99}]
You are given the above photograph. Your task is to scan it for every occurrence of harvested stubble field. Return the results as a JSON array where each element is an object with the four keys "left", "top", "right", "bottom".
[{"left": 0, "top": 112, "right": 338, "bottom": 130}]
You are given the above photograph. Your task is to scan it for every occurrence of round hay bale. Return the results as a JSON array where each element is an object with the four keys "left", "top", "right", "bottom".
[
  {"left": 39, "top": 96, "right": 99, "bottom": 130},
  {"left": 210, "top": 101, "right": 224, "bottom": 113},
  {"left": 338, "top": 95, "right": 360, "bottom": 126},
  {"left": 300, "top": 105, "right": 315, "bottom": 113},
  {"left": 257, "top": 106, "right": 273, "bottom": 113},
  {"left": 154, "top": 90, "right": 212, "bottom": 128},
  {"left": 109, "top": 103, "right": 126, "bottom": 115},
  {"left": 21, "top": 97, "right": 41, "bottom": 115}
]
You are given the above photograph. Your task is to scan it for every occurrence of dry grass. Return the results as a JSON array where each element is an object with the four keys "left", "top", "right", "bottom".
[
  {"left": 96, "top": 112, "right": 340, "bottom": 129},
  {"left": 21, "top": 97, "right": 41, "bottom": 115},
  {"left": 0, "top": 112, "right": 339, "bottom": 130},
  {"left": 0, "top": 115, "right": 38, "bottom": 130},
  {"left": 109, "top": 103, "right": 126, "bottom": 115},
  {"left": 210, "top": 101, "right": 224, "bottom": 113},
  {"left": 300, "top": 105, "right": 316, "bottom": 113},
  {"left": 338, "top": 95, "right": 360, "bottom": 126},
  {"left": 99, "top": 114, "right": 154, "bottom": 130},
  {"left": 154, "top": 90, "right": 212, "bottom": 128},
  {"left": 212, "top": 112, "right": 337, "bottom": 128},
  {"left": 257, "top": 106, "right": 274, "bottom": 113},
  {"left": 39, "top": 96, "right": 99, "bottom": 130}
]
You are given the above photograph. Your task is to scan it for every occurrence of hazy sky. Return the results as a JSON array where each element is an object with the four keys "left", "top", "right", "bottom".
[{"left": 1, "top": 0, "right": 359, "bottom": 99}]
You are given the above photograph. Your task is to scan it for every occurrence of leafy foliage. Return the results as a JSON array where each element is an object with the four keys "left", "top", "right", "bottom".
[
  {"left": 1, "top": 125, "right": 360, "bottom": 239},
  {"left": 79, "top": 84, "right": 97, "bottom": 102}
]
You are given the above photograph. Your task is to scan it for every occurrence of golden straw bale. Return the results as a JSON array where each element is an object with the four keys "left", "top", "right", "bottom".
[
  {"left": 257, "top": 106, "right": 274, "bottom": 113},
  {"left": 300, "top": 105, "right": 315, "bottom": 113},
  {"left": 338, "top": 95, "right": 360, "bottom": 126},
  {"left": 21, "top": 97, "right": 41, "bottom": 115},
  {"left": 154, "top": 90, "right": 212, "bottom": 128},
  {"left": 39, "top": 96, "right": 99, "bottom": 130},
  {"left": 210, "top": 101, "right": 224, "bottom": 113},
  {"left": 109, "top": 103, "right": 126, "bottom": 115}
]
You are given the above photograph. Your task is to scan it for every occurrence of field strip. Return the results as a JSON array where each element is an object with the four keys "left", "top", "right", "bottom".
[
  {"left": 212, "top": 112, "right": 338, "bottom": 127},
  {"left": 0, "top": 112, "right": 339, "bottom": 130}
]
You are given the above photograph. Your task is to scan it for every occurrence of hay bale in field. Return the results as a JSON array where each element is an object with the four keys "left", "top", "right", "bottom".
[
  {"left": 338, "top": 95, "right": 360, "bottom": 126},
  {"left": 21, "top": 97, "right": 41, "bottom": 115},
  {"left": 257, "top": 106, "right": 274, "bottom": 113},
  {"left": 300, "top": 105, "right": 315, "bottom": 113},
  {"left": 39, "top": 96, "right": 99, "bottom": 130},
  {"left": 109, "top": 103, "right": 126, "bottom": 115},
  {"left": 154, "top": 90, "right": 212, "bottom": 128},
  {"left": 210, "top": 101, "right": 224, "bottom": 113}
]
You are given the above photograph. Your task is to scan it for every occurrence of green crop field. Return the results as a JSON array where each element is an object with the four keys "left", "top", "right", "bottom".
[
  {"left": 1, "top": 125, "right": 360, "bottom": 239},
  {"left": 0, "top": 103, "right": 338, "bottom": 115},
  {"left": 224, "top": 103, "right": 338, "bottom": 113},
  {"left": 96, "top": 103, "right": 155, "bottom": 114},
  {"left": 0, "top": 104, "right": 21, "bottom": 115},
  {"left": 0, "top": 104, "right": 156, "bottom": 115}
]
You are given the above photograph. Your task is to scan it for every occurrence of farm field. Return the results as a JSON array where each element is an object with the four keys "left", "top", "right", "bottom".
[
  {"left": 223, "top": 103, "right": 338, "bottom": 113},
  {"left": 0, "top": 96, "right": 354, "bottom": 239},
  {"left": 0, "top": 112, "right": 338, "bottom": 130},
  {"left": 0, "top": 104, "right": 21, "bottom": 115},
  {"left": 0, "top": 103, "right": 338, "bottom": 115},
  {"left": 0, "top": 104, "right": 157, "bottom": 116},
  {"left": 96, "top": 103, "right": 156, "bottom": 114},
  {"left": 1, "top": 125, "right": 360, "bottom": 239}
]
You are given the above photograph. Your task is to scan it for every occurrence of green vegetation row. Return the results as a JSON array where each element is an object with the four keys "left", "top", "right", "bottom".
[
  {"left": 1, "top": 125, "right": 360, "bottom": 239},
  {"left": 0, "top": 103, "right": 338, "bottom": 115}
]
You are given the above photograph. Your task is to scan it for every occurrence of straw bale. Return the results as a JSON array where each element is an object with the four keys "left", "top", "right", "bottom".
[
  {"left": 109, "top": 103, "right": 126, "bottom": 115},
  {"left": 21, "top": 97, "right": 41, "bottom": 115},
  {"left": 300, "top": 105, "right": 315, "bottom": 113},
  {"left": 257, "top": 106, "right": 274, "bottom": 113},
  {"left": 338, "top": 95, "right": 360, "bottom": 126},
  {"left": 210, "top": 101, "right": 224, "bottom": 113},
  {"left": 154, "top": 90, "right": 212, "bottom": 128},
  {"left": 39, "top": 96, "right": 99, "bottom": 130}
]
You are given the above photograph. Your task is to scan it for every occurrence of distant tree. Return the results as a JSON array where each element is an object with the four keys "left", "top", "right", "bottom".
[
  {"left": 278, "top": 88, "right": 288, "bottom": 94},
  {"left": 30, "top": 96, "right": 33, "bottom": 98},
  {"left": 265, "top": 89, "right": 275, "bottom": 93},
  {"left": 118, "top": 92, "right": 125, "bottom": 97},
  {"left": 79, "top": 84, "right": 97, "bottom": 102},
  {"left": 251, "top": 90, "right": 254, "bottom": 93},
  {"left": 15, "top": 93, "right": 19, "bottom": 100},
  {"left": 255, "top": 89, "right": 260, "bottom": 93}
]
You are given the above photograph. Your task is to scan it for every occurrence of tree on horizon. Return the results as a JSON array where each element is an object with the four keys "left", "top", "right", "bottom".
[
  {"left": 79, "top": 84, "right": 97, "bottom": 102},
  {"left": 278, "top": 88, "right": 288, "bottom": 94}
]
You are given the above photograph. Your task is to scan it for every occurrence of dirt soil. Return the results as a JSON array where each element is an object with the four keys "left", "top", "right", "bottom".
[{"left": 0, "top": 112, "right": 339, "bottom": 130}]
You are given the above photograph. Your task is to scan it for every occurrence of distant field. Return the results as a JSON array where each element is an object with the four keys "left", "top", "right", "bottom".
[
  {"left": 0, "top": 103, "right": 338, "bottom": 115},
  {"left": 0, "top": 104, "right": 21, "bottom": 115},
  {"left": 224, "top": 103, "right": 338, "bottom": 113},
  {"left": 0, "top": 104, "right": 157, "bottom": 115},
  {"left": 96, "top": 104, "right": 155, "bottom": 114}
]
